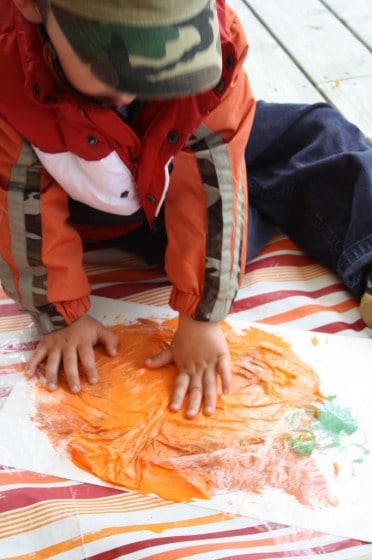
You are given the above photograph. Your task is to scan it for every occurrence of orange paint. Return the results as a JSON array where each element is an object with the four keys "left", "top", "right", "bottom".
[{"left": 32, "top": 319, "right": 332, "bottom": 507}]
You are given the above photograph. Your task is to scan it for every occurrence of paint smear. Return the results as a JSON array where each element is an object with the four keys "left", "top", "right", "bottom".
[{"left": 30, "top": 319, "right": 358, "bottom": 506}]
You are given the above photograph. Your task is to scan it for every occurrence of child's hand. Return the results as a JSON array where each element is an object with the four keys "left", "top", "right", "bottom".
[
  {"left": 146, "top": 315, "right": 231, "bottom": 419},
  {"left": 26, "top": 314, "right": 118, "bottom": 393}
]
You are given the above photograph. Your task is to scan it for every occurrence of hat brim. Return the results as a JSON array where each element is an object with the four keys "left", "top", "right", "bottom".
[{"left": 51, "top": 1, "right": 222, "bottom": 98}]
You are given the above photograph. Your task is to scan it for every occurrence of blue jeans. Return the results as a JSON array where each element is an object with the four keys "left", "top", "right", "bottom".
[{"left": 246, "top": 101, "right": 372, "bottom": 298}]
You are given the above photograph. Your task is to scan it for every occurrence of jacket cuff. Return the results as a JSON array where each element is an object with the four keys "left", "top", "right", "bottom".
[
  {"left": 169, "top": 287, "right": 231, "bottom": 322},
  {"left": 54, "top": 296, "right": 91, "bottom": 325},
  {"left": 30, "top": 304, "right": 67, "bottom": 334},
  {"left": 31, "top": 297, "right": 91, "bottom": 334}
]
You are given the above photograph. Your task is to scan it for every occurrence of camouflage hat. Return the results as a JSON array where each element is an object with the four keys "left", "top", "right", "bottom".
[{"left": 50, "top": 0, "right": 222, "bottom": 98}]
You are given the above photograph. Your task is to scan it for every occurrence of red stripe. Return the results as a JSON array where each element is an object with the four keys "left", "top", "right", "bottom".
[
  {"left": 0, "top": 303, "right": 24, "bottom": 318},
  {"left": 91, "top": 282, "right": 169, "bottom": 299},
  {"left": 218, "top": 539, "right": 368, "bottom": 559},
  {"left": 246, "top": 253, "right": 316, "bottom": 272},
  {"left": 85, "top": 523, "right": 287, "bottom": 560},
  {"left": 1, "top": 341, "right": 37, "bottom": 353},
  {"left": 0, "top": 387, "right": 12, "bottom": 398},
  {"left": 311, "top": 319, "right": 366, "bottom": 334},
  {"left": 231, "top": 283, "right": 351, "bottom": 313},
  {"left": 0, "top": 484, "right": 126, "bottom": 513},
  {"left": 85, "top": 535, "right": 366, "bottom": 560}
]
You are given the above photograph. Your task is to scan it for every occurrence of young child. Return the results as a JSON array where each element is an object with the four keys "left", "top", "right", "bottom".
[{"left": 1, "top": 0, "right": 371, "bottom": 419}]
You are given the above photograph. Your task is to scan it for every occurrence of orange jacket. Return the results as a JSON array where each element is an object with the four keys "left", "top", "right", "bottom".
[{"left": 0, "top": 0, "right": 255, "bottom": 333}]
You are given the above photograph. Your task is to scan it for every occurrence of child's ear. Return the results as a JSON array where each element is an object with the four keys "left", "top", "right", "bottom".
[{"left": 12, "top": 0, "right": 43, "bottom": 23}]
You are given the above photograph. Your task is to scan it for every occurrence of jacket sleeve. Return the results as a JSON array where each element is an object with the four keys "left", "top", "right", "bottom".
[
  {"left": 164, "top": 5, "right": 256, "bottom": 322},
  {"left": 0, "top": 114, "right": 91, "bottom": 334}
]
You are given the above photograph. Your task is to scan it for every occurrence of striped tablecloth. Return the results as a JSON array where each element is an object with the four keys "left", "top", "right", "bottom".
[{"left": 1, "top": 233, "right": 372, "bottom": 559}]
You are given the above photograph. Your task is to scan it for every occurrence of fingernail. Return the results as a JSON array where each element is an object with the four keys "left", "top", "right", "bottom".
[
  {"left": 47, "top": 383, "right": 57, "bottom": 391},
  {"left": 71, "top": 385, "right": 80, "bottom": 394},
  {"left": 204, "top": 405, "right": 213, "bottom": 415}
]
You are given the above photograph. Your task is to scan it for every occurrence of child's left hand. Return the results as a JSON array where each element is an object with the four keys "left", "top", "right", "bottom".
[{"left": 145, "top": 315, "right": 231, "bottom": 419}]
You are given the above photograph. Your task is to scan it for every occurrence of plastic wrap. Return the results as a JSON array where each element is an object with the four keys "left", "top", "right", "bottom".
[{"left": 1, "top": 310, "right": 371, "bottom": 542}]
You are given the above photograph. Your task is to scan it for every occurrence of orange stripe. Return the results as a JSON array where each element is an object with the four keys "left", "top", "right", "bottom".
[
  {"left": 0, "top": 288, "right": 10, "bottom": 299},
  {"left": 121, "top": 287, "right": 172, "bottom": 306},
  {"left": 258, "top": 237, "right": 300, "bottom": 255},
  {"left": 0, "top": 471, "right": 62, "bottom": 485},
  {"left": 257, "top": 299, "right": 357, "bottom": 325},
  {"left": 143, "top": 530, "right": 325, "bottom": 560},
  {"left": 88, "top": 267, "right": 165, "bottom": 284},
  {"left": 5, "top": 513, "right": 235, "bottom": 560},
  {"left": 0, "top": 363, "right": 25, "bottom": 375}
]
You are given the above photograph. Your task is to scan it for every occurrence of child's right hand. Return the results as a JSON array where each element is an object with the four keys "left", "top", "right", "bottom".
[
  {"left": 145, "top": 315, "right": 231, "bottom": 418},
  {"left": 25, "top": 314, "right": 118, "bottom": 393}
]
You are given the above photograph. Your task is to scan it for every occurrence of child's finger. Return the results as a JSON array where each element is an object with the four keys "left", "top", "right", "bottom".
[
  {"left": 99, "top": 328, "right": 118, "bottom": 357},
  {"left": 202, "top": 367, "right": 218, "bottom": 416},
  {"left": 25, "top": 343, "right": 48, "bottom": 377},
  {"left": 185, "top": 379, "right": 203, "bottom": 419},
  {"left": 170, "top": 371, "right": 190, "bottom": 413},
  {"left": 44, "top": 349, "right": 63, "bottom": 391},
  {"left": 61, "top": 347, "right": 81, "bottom": 394},
  {"left": 78, "top": 344, "right": 99, "bottom": 385},
  {"left": 218, "top": 354, "right": 231, "bottom": 395},
  {"left": 145, "top": 346, "right": 173, "bottom": 368}
]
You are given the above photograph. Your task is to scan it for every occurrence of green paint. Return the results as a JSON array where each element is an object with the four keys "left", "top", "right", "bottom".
[
  {"left": 317, "top": 400, "right": 358, "bottom": 436},
  {"left": 289, "top": 397, "right": 361, "bottom": 458},
  {"left": 291, "top": 432, "right": 316, "bottom": 456}
]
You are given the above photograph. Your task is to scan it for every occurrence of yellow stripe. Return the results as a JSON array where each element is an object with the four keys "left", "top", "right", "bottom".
[
  {"left": 0, "top": 494, "right": 170, "bottom": 539},
  {"left": 0, "top": 316, "right": 35, "bottom": 331},
  {"left": 240, "top": 265, "right": 335, "bottom": 288}
]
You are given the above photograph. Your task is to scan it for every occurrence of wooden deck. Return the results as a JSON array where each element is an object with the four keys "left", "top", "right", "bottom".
[{"left": 230, "top": 0, "right": 372, "bottom": 137}]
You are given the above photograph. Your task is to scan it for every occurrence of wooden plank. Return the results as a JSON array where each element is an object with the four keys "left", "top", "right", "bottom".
[
  {"left": 244, "top": 0, "right": 372, "bottom": 82},
  {"left": 320, "top": 76, "right": 372, "bottom": 137},
  {"left": 321, "top": 0, "right": 372, "bottom": 50},
  {"left": 241, "top": 0, "right": 372, "bottom": 134},
  {"left": 228, "top": 0, "right": 324, "bottom": 103}
]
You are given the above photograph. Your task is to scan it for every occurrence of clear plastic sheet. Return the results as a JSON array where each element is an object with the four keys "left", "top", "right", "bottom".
[
  {"left": 0, "top": 300, "right": 372, "bottom": 543},
  {"left": 0, "top": 312, "right": 38, "bottom": 410}
]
